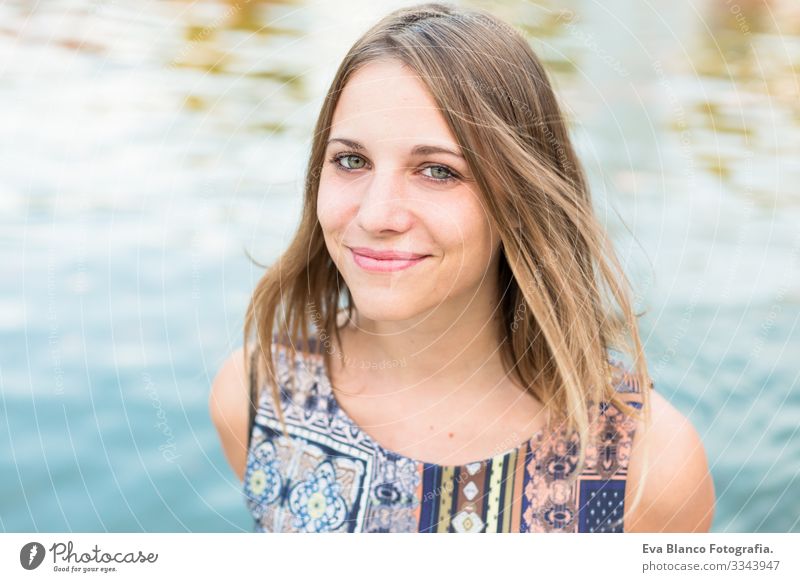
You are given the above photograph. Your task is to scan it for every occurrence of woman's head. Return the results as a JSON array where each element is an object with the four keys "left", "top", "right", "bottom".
[
  {"left": 305, "top": 2, "right": 614, "bottom": 345},
  {"left": 317, "top": 58, "right": 502, "bottom": 325},
  {"left": 245, "top": 2, "right": 652, "bottom": 525}
]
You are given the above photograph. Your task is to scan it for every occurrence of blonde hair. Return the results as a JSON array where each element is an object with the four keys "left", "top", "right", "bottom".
[{"left": 243, "top": 1, "right": 652, "bottom": 529}]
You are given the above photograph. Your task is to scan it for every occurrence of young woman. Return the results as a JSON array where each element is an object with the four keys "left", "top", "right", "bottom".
[{"left": 210, "top": 2, "right": 715, "bottom": 533}]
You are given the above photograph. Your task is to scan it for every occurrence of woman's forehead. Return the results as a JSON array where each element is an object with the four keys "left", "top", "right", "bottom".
[{"left": 331, "top": 62, "right": 458, "bottom": 151}]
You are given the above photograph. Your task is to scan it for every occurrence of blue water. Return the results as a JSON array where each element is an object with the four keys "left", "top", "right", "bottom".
[{"left": 1, "top": 0, "right": 798, "bottom": 532}]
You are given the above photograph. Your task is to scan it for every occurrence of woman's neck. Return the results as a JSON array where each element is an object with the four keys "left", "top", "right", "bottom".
[{"left": 334, "top": 307, "right": 511, "bottom": 398}]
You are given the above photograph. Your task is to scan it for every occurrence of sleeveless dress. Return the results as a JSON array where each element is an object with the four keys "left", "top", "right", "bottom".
[{"left": 242, "top": 338, "right": 643, "bottom": 533}]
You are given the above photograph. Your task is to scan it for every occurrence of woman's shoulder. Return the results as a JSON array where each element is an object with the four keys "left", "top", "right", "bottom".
[
  {"left": 249, "top": 335, "right": 332, "bottom": 413},
  {"left": 209, "top": 336, "right": 315, "bottom": 441},
  {"left": 586, "top": 357, "right": 715, "bottom": 532},
  {"left": 209, "top": 346, "right": 253, "bottom": 481},
  {"left": 210, "top": 346, "right": 251, "bottom": 427},
  {"left": 613, "top": 371, "right": 716, "bottom": 532}
]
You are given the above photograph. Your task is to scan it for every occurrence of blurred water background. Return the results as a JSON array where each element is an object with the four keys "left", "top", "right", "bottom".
[{"left": 1, "top": 0, "right": 798, "bottom": 532}]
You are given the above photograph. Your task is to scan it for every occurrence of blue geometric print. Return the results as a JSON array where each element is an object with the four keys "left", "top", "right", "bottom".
[{"left": 579, "top": 479, "right": 626, "bottom": 533}]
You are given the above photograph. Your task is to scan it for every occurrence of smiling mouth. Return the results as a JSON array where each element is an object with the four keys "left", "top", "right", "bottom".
[{"left": 348, "top": 247, "right": 430, "bottom": 273}]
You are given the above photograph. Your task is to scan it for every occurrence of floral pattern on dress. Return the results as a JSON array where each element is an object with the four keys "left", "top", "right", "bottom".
[
  {"left": 288, "top": 459, "right": 348, "bottom": 532},
  {"left": 243, "top": 437, "right": 283, "bottom": 520},
  {"left": 244, "top": 340, "right": 642, "bottom": 532}
]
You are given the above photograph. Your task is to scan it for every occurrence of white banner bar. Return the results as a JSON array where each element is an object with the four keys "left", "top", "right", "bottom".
[{"left": 1, "top": 533, "right": 798, "bottom": 581}]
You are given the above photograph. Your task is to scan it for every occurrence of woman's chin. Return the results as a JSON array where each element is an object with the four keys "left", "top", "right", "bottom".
[{"left": 348, "top": 295, "right": 424, "bottom": 323}]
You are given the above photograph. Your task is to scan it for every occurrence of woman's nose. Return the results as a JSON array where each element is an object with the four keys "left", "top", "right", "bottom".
[{"left": 356, "top": 167, "right": 414, "bottom": 234}]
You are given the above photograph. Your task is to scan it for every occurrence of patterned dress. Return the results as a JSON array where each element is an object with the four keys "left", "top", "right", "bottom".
[{"left": 243, "top": 339, "right": 643, "bottom": 533}]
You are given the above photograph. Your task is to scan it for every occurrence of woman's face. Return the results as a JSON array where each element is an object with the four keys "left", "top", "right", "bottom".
[{"left": 317, "top": 59, "right": 501, "bottom": 324}]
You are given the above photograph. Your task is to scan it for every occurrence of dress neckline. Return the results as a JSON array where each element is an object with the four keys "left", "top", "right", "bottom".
[{"left": 308, "top": 346, "right": 556, "bottom": 470}]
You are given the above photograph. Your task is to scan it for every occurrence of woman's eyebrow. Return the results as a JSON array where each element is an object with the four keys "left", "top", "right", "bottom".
[{"left": 326, "top": 138, "right": 464, "bottom": 160}]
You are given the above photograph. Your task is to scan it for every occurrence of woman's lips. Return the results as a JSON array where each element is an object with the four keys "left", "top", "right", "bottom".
[{"left": 349, "top": 248, "right": 430, "bottom": 273}]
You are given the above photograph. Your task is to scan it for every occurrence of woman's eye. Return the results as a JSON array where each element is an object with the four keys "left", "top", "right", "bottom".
[
  {"left": 334, "top": 154, "right": 366, "bottom": 170},
  {"left": 422, "top": 165, "right": 458, "bottom": 182}
]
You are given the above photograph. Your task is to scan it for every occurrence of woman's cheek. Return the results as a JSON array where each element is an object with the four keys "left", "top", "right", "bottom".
[{"left": 316, "top": 187, "right": 349, "bottom": 233}]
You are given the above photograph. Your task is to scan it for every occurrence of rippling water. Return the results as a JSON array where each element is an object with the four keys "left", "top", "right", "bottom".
[{"left": 1, "top": 0, "right": 798, "bottom": 532}]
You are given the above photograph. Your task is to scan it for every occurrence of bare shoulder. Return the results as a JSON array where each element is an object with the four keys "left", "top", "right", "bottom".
[
  {"left": 208, "top": 346, "right": 252, "bottom": 482},
  {"left": 624, "top": 389, "right": 716, "bottom": 532}
]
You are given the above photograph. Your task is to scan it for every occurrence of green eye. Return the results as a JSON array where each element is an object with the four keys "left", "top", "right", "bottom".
[
  {"left": 425, "top": 165, "right": 453, "bottom": 181},
  {"left": 337, "top": 154, "right": 366, "bottom": 169}
]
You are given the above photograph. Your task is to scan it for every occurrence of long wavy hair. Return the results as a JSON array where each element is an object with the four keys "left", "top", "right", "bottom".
[{"left": 243, "top": 1, "right": 653, "bottom": 528}]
